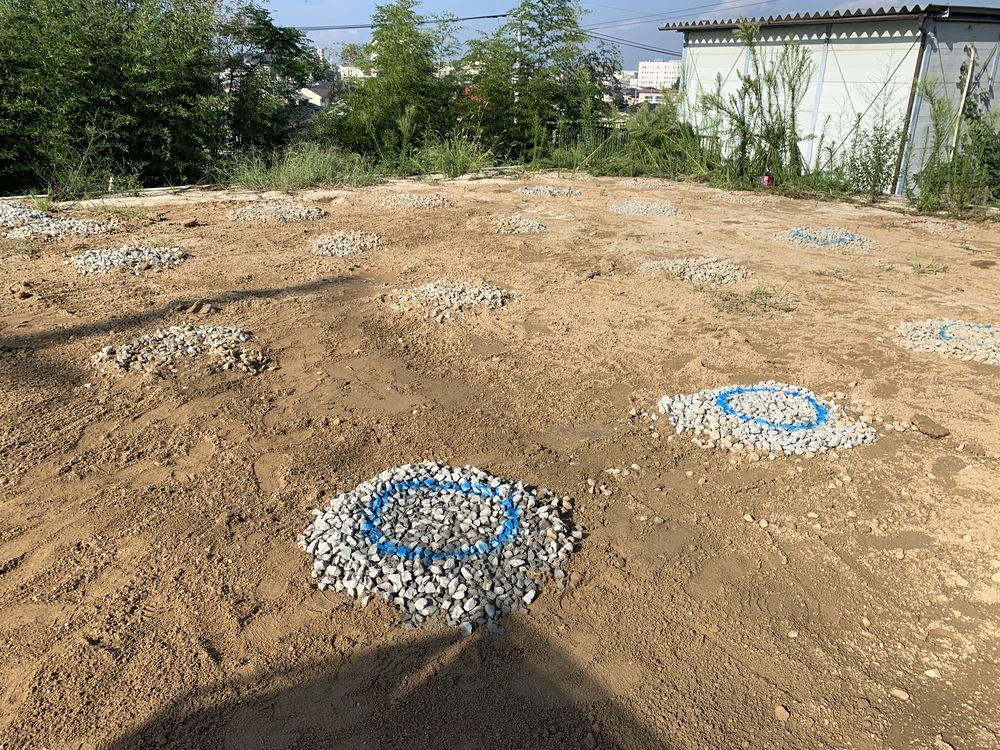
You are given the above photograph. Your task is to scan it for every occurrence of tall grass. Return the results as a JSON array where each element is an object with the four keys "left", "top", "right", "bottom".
[
  {"left": 226, "top": 142, "right": 380, "bottom": 191},
  {"left": 413, "top": 129, "right": 494, "bottom": 177}
]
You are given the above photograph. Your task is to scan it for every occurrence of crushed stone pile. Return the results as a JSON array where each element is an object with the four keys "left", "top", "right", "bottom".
[
  {"left": 775, "top": 226, "right": 876, "bottom": 253},
  {"left": 638, "top": 256, "right": 749, "bottom": 285},
  {"left": 381, "top": 194, "right": 445, "bottom": 209},
  {"left": 609, "top": 200, "right": 680, "bottom": 217},
  {"left": 395, "top": 279, "right": 517, "bottom": 322},
  {"left": 655, "top": 381, "right": 877, "bottom": 458},
  {"left": 228, "top": 202, "right": 326, "bottom": 222},
  {"left": 892, "top": 319, "right": 999, "bottom": 364},
  {"left": 93, "top": 324, "right": 268, "bottom": 375},
  {"left": 1, "top": 201, "right": 118, "bottom": 239},
  {"left": 312, "top": 231, "right": 381, "bottom": 256},
  {"left": 486, "top": 214, "right": 547, "bottom": 234},
  {"left": 515, "top": 185, "right": 579, "bottom": 196},
  {"left": 298, "top": 461, "right": 579, "bottom": 634},
  {"left": 896, "top": 218, "right": 965, "bottom": 234},
  {"left": 68, "top": 245, "right": 187, "bottom": 275},
  {"left": 617, "top": 178, "right": 671, "bottom": 189},
  {"left": 0, "top": 201, "right": 50, "bottom": 227},
  {"left": 716, "top": 191, "right": 777, "bottom": 206}
]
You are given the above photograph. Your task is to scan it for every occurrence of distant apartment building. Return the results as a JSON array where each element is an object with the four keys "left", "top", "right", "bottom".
[
  {"left": 637, "top": 60, "right": 680, "bottom": 89},
  {"left": 635, "top": 88, "right": 664, "bottom": 104}
]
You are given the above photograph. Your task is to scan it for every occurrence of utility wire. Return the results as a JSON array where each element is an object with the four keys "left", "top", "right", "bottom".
[
  {"left": 584, "top": 0, "right": 787, "bottom": 31},
  {"left": 585, "top": 31, "right": 681, "bottom": 56},
  {"left": 296, "top": 14, "right": 508, "bottom": 31}
]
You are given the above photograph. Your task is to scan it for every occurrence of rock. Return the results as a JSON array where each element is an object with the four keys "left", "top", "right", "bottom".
[
  {"left": 774, "top": 704, "right": 790, "bottom": 721},
  {"left": 924, "top": 668, "right": 942, "bottom": 678},
  {"left": 183, "top": 219, "right": 199, "bottom": 228},
  {"left": 889, "top": 687, "right": 909, "bottom": 701},
  {"left": 583, "top": 732, "right": 597, "bottom": 748},
  {"left": 912, "top": 414, "right": 949, "bottom": 438}
]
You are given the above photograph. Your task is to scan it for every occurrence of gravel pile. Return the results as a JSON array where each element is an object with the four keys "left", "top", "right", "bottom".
[
  {"left": 716, "top": 191, "right": 776, "bottom": 206},
  {"left": 515, "top": 185, "right": 579, "bottom": 196},
  {"left": 655, "top": 381, "right": 877, "bottom": 458},
  {"left": 487, "top": 214, "right": 547, "bottom": 234},
  {"left": 298, "top": 461, "right": 579, "bottom": 634},
  {"left": 891, "top": 319, "right": 1000, "bottom": 364},
  {"left": 609, "top": 200, "right": 680, "bottom": 217},
  {"left": 0, "top": 201, "right": 50, "bottom": 227},
  {"left": 775, "top": 226, "right": 877, "bottom": 253},
  {"left": 381, "top": 194, "right": 445, "bottom": 209},
  {"left": 617, "top": 178, "right": 671, "bottom": 189},
  {"left": 395, "top": 279, "right": 517, "bottom": 322},
  {"left": 93, "top": 324, "right": 268, "bottom": 375},
  {"left": 68, "top": 245, "right": 187, "bottom": 275},
  {"left": 228, "top": 202, "right": 326, "bottom": 222},
  {"left": 897, "top": 218, "right": 965, "bottom": 234},
  {"left": 312, "top": 231, "right": 381, "bottom": 256},
  {"left": 638, "top": 256, "right": 749, "bottom": 285}
]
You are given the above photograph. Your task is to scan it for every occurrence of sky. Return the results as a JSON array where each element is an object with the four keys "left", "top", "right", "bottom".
[{"left": 263, "top": 0, "right": 1000, "bottom": 68}]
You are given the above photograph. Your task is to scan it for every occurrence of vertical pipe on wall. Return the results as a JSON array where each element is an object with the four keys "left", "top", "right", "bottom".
[
  {"left": 893, "top": 15, "right": 930, "bottom": 195},
  {"left": 806, "top": 23, "right": 833, "bottom": 168},
  {"left": 950, "top": 44, "right": 977, "bottom": 158}
]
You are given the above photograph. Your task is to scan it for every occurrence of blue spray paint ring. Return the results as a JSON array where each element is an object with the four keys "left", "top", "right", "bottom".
[
  {"left": 715, "top": 386, "right": 830, "bottom": 432},
  {"left": 938, "top": 322, "right": 994, "bottom": 347},
  {"left": 361, "top": 478, "right": 521, "bottom": 561},
  {"left": 790, "top": 228, "right": 857, "bottom": 246}
]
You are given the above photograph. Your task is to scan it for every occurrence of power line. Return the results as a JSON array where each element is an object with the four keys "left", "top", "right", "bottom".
[
  {"left": 296, "top": 14, "right": 508, "bottom": 31},
  {"left": 585, "top": 31, "right": 681, "bottom": 57},
  {"left": 584, "top": 0, "right": 784, "bottom": 31}
]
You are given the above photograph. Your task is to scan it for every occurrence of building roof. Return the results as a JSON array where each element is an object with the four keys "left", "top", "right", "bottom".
[{"left": 659, "top": 4, "right": 1000, "bottom": 31}]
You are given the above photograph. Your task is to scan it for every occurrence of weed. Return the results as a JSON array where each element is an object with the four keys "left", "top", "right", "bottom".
[
  {"left": 911, "top": 252, "right": 946, "bottom": 275},
  {"left": 414, "top": 129, "right": 494, "bottom": 178},
  {"left": 27, "top": 195, "right": 63, "bottom": 213},
  {"left": 814, "top": 267, "right": 848, "bottom": 280},
  {"left": 11, "top": 240, "right": 40, "bottom": 257},
  {"left": 716, "top": 284, "right": 797, "bottom": 314},
  {"left": 226, "top": 143, "right": 380, "bottom": 192},
  {"left": 107, "top": 205, "right": 149, "bottom": 220},
  {"left": 149, "top": 236, "right": 176, "bottom": 248}
]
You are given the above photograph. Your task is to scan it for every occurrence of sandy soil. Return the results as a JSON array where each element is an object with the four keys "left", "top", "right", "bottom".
[{"left": 2, "top": 176, "right": 1000, "bottom": 750}]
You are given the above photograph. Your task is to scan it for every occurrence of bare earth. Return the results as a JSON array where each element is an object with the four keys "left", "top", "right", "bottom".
[{"left": 2, "top": 176, "right": 1000, "bottom": 750}]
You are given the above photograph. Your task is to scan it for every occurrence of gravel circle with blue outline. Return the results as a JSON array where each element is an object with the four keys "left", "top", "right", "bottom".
[
  {"left": 892, "top": 319, "right": 1000, "bottom": 364},
  {"left": 774, "top": 226, "right": 876, "bottom": 253},
  {"left": 298, "top": 462, "right": 579, "bottom": 634},
  {"left": 655, "top": 381, "right": 876, "bottom": 457}
]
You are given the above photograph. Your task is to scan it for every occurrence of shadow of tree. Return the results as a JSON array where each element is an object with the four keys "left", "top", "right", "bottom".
[{"left": 102, "top": 619, "right": 676, "bottom": 750}]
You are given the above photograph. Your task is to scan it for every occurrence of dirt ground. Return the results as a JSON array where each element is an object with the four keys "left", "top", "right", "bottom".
[{"left": 2, "top": 175, "right": 1000, "bottom": 750}]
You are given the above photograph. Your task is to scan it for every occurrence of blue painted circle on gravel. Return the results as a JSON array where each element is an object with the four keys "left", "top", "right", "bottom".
[
  {"left": 938, "top": 322, "right": 994, "bottom": 347},
  {"left": 791, "top": 228, "right": 857, "bottom": 246},
  {"left": 361, "top": 478, "right": 521, "bottom": 561},
  {"left": 715, "top": 386, "right": 829, "bottom": 432}
]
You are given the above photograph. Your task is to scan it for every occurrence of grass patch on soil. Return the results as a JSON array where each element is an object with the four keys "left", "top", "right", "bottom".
[
  {"left": 911, "top": 253, "right": 947, "bottom": 275},
  {"left": 10, "top": 240, "right": 40, "bottom": 258},
  {"left": 714, "top": 284, "right": 798, "bottom": 314},
  {"left": 227, "top": 143, "right": 381, "bottom": 192}
]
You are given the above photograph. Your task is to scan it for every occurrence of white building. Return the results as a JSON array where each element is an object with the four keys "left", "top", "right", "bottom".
[
  {"left": 661, "top": 5, "right": 1000, "bottom": 194},
  {"left": 637, "top": 60, "right": 681, "bottom": 89}
]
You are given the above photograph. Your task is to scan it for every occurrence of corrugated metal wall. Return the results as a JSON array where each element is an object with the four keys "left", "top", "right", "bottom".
[
  {"left": 903, "top": 19, "right": 1000, "bottom": 192},
  {"left": 680, "top": 20, "right": 922, "bottom": 173}
]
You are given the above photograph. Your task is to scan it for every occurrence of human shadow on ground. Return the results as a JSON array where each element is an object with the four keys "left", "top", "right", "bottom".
[
  {"left": 102, "top": 618, "right": 677, "bottom": 750},
  {"left": 0, "top": 275, "right": 363, "bottom": 353}
]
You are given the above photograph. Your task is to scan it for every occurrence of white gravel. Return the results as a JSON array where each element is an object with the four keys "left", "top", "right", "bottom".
[
  {"left": 655, "top": 381, "right": 877, "bottom": 458},
  {"left": 312, "top": 231, "right": 381, "bottom": 256},
  {"left": 1, "top": 200, "right": 118, "bottom": 239},
  {"left": 394, "top": 279, "right": 518, "bottom": 322},
  {"left": 775, "top": 226, "right": 877, "bottom": 253},
  {"left": 93, "top": 324, "right": 268, "bottom": 375},
  {"left": 381, "top": 194, "right": 445, "bottom": 209},
  {"left": 638, "top": 256, "right": 749, "bottom": 285},
  {"left": 617, "top": 178, "right": 672, "bottom": 189},
  {"left": 609, "top": 200, "right": 680, "bottom": 217},
  {"left": 896, "top": 218, "right": 965, "bottom": 234},
  {"left": 298, "top": 461, "right": 579, "bottom": 633},
  {"left": 892, "top": 319, "right": 1000, "bottom": 364},
  {"left": 515, "top": 185, "right": 579, "bottom": 196},
  {"left": 486, "top": 214, "right": 547, "bottom": 234},
  {"left": 716, "top": 191, "right": 777, "bottom": 206},
  {"left": 228, "top": 202, "right": 326, "bottom": 222},
  {"left": 68, "top": 245, "right": 187, "bottom": 275}
]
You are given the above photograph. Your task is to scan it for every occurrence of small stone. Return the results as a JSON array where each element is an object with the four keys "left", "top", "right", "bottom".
[
  {"left": 924, "top": 668, "right": 942, "bottom": 678},
  {"left": 889, "top": 687, "right": 909, "bottom": 701},
  {"left": 774, "top": 704, "right": 790, "bottom": 721},
  {"left": 583, "top": 733, "right": 597, "bottom": 749},
  {"left": 912, "top": 414, "right": 950, "bottom": 438}
]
